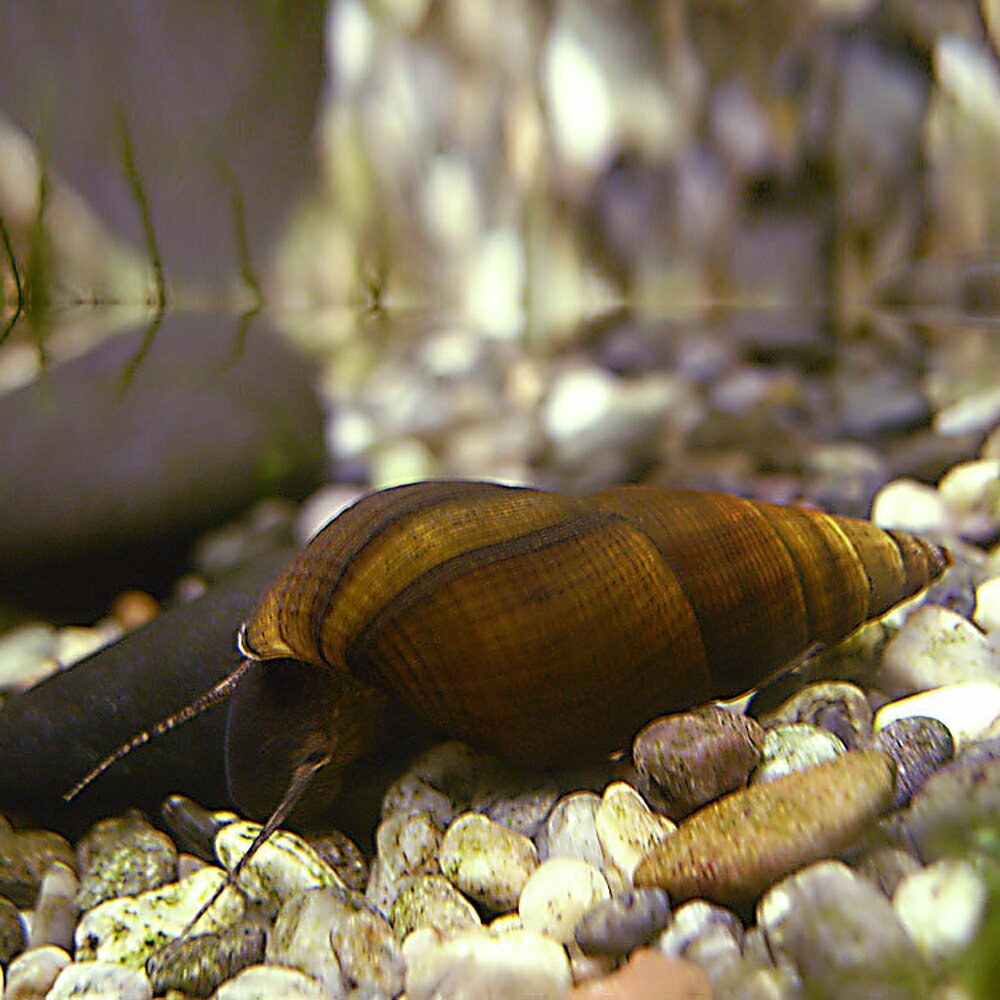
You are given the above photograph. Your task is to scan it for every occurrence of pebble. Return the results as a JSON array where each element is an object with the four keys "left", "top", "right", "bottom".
[
  {"left": 161, "top": 794, "right": 239, "bottom": 862},
  {"left": 29, "top": 861, "right": 78, "bottom": 950},
  {"left": 518, "top": 857, "right": 610, "bottom": 943},
  {"left": 573, "top": 888, "right": 670, "bottom": 955},
  {"left": 307, "top": 828, "right": 369, "bottom": 894},
  {"left": 74, "top": 866, "right": 245, "bottom": 967},
  {"left": 594, "top": 782, "right": 676, "bottom": 882},
  {"left": 873, "top": 681, "right": 1000, "bottom": 750},
  {"left": 0, "top": 826, "right": 75, "bottom": 908},
  {"left": 872, "top": 715, "right": 955, "bottom": 807},
  {"left": 388, "top": 873, "right": 481, "bottom": 938},
  {"left": 937, "top": 458, "right": 1000, "bottom": 540},
  {"left": 76, "top": 811, "right": 177, "bottom": 910},
  {"left": 212, "top": 964, "right": 331, "bottom": 999},
  {"left": 145, "top": 924, "right": 266, "bottom": 997},
  {"left": 892, "top": 858, "right": 987, "bottom": 964},
  {"left": 215, "top": 821, "right": 348, "bottom": 916},
  {"left": 379, "top": 742, "right": 488, "bottom": 826},
  {"left": 755, "top": 680, "right": 873, "bottom": 749},
  {"left": 633, "top": 750, "right": 895, "bottom": 905},
  {"left": 439, "top": 811, "right": 538, "bottom": 911},
  {"left": 871, "top": 478, "right": 951, "bottom": 534},
  {"left": 891, "top": 746, "right": 1000, "bottom": 859},
  {"left": 973, "top": 575, "right": 1000, "bottom": 635},
  {"left": 331, "top": 903, "right": 406, "bottom": 996},
  {"left": 483, "top": 781, "right": 560, "bottom": 840},
  {"left": 567, "top": 948, "right": 714, "bottom": 999},
  {"left": 0, "top": 625, "right": 57, "bottom": 691},
  {"left": 538, "top": 791, "right": 604, "bottom": 869},
  {"left": 404, "top": 927, "right": 571, "bottom": 1000},
  {"left": 365, "top": 811, "right": 443, "bottom": 916},
  {"left": 654, "top": 898, "right": 743, "bottom": 959},
  {"left": 878, "top": 604, "right": 1000, "bottom": 693},
  {"left": 855, "top": 845, "right": 923, "bottom": 898},
  {"left": 47, "top": 960, "right": 152, "bottom": 1000},
  {"left": 0, "top": 892, "right": 26, "bottom": 963},
  {"left": 751, "top": 723, "right": 846, "bottom": 783},
  {"left": 757, "top": 861, "right": 927, "bottom": 1000},
  {"left": 4, "top": 944, "right": 71, "bottom": 1000},
  {"left": 632, "top": 707, "right": 765, "bottom": 819}
]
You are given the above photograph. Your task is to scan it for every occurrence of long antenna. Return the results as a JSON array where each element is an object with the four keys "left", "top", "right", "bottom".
[
  {"left": 64, "top": 658, "right": 254, "bottom": 802},
  {"left": 168, "top": 749, "right": 331, "bottom": 942}
]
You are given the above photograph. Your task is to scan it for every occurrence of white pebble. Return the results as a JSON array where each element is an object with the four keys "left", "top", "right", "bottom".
[
  {"left": 871, "top": 479, "right": 950, "bottom": 535},
  {"left": 0, "top": 624, "right": 57, "bottom": 691},
  {"left": 893, "top": 859, "right": 987, "bottom": 962},
  {"left": 518, "top": 857, "right": 610, "bottom": 943},
  {"left": 74, "top": 866, "right": 244, "bottom": 967},
  {"left": 879, "top": 604, "right": 1000, "bottom": 693},
  {"left": 215, "top": 822, "right": 347, "bottom": 915},
  {"left": 213, "top": 964, "right": 331, "bottom": 999},
  {"left": 973, "top": 576, "right": 1000, "bottom": 636},
  {"left": 938, "top": 459, "right": 1000, "bottom": 539},
  {"left": 47, "top": 960, "right": 151, "bottom": 1000},
  {"left": 594, "top": 782, "right": 676, "bottom": 881},
  {"left": 4, "top": 945, "right": 70, "bottom": 1000},
  {"left": 752, "top": 723, "right": 846, "bottom": 784},
  {"left": 541, "top": 791, "right": 603, "bottom": 868},
  {"left": 405, "top": 927, "right": 571, "bottom": 1000},
  {"left": 439, "top": 812, "right": 538, "bottom": 911},
  {"left": 874, "top": 682, "right": 1000, "bottom": 751}
]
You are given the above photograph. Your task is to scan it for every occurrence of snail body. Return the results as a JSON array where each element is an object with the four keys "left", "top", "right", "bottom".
[{"left": 232, "top": 479, "right": 948, "bottom": 811}]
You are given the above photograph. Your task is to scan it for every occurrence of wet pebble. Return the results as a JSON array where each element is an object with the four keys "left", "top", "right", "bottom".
[
  {"left": 892, "top": 858, "right": 988, "bottom": 964},
  {"left": 145, "top": 924, "right": 266, "bottom": 997},
  {"left": 307, "top": 828, "right": 369, "bottom": 894},
  {"left": 594, "top": 782, "right": 676, "bottom": 882},
  {"left": 751, "top": 723, "right": 846, "bottom": 783},
  {"left": 654, "top": 898, "right": 743, "bottom": 964},
  {"left": 365, "top": 811, "right": 442, "bottom": 916},
  {"left": 573, "top": 887, "right": 670, "bottom": 955},
  {"left": 0, "top": 825, "right": 75, "bottom": 908},
  {"left": 518, "top": 857, "right": 610, "bottom": 943},
  {"left": 758, "top": 860, "right": 927, "bottom": 1000},
  {"left": 878, "top": 604, "right": 1000, "bottom": 693},
  {"left": 379, "top": 742, "right": 487, "bottom": 826},
  {"left": 756, "top": 680, "right": 873, "bottom": 749},
  {"left": 29, "top": 861, "right": 77, "bottom": 950},
  {"left": 215, "top": 821, "right": 347, "bottom": 917},
  {"left": 404, "top": 927, "right": 571, "bottom": 1000},
  {"left": 871, "top": 478, "right": 951, "bottom": 534},
  {"left": 161, "top": 794, "right": 239, "bottom": 862},
  {"left": 937, "top": 458, "right": 1000, "bottom": 540},
  {"left": 873, "top": 681, "right": 1000, "bottom": 750},
  {"left": 76, "top": 811, "right": 177, "bottom": 911},
  {"left": 74, "top": 865, "right": 245, "bottom": 967},
  {"left": 538, "top": 791, "right": 604, "bottom": 869},
  {"left": 388, "top": 873, "right": 481, "bottom": 938},
  {"left": 634, "top": 750, "right": 895, "bottom": 906},
  {"left": 212, "top": 964, "right": 330, "bottom": 999},
  {"left": 632, "top": 707, "right": 764, "bottom": 819},
  {"left": 439, "top": 811, "right": 538, "bottom": 911},
  {"left": 567, "top": 948, "right": 713, "bottom": 999},
  {"left": 973, "top": 575, "right": 1000, "bottom": 635},
  {"left": 872, "top": 715, "right": 955, "bottom": 807},
  {"left": 4, "top": 944, "right": 71, "bottom": 1000},
  {"left": 855, "top": 845, "right": 923, "bottom": 898},
  {"left": 267, "top": 886, "right": 402, "bottom": 998},
  {"left": 890, "top": 746, "right": 1000, "bottom": 859},
  {"left": 483, "top": 781, "right": 560, "bottom": 840},
  {"left": 0, "top": 892, "right": 26, "bottom": 963},
  {"left": 47, "top": 959, "right": 152, "bottom": 1000}
]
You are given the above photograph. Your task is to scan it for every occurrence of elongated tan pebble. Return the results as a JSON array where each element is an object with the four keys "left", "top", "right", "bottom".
[
  {"left": 567, "top": 948, "right": 713, "bottom": 998},
  {"left": 633, "top": 750, "right": 894, "bottom": 906}
]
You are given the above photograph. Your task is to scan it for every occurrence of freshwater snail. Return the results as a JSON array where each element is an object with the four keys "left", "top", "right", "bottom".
[{"left": 70, "top": 478, "right": 949, "bottom": 824}]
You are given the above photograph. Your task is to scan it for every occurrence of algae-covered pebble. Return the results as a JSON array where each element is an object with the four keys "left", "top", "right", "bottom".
[
  {"left": 634, "top": 750, "right": 894, "bottom": 905},
  {"left": 145, "top": 924, "right": 265, "bottom": 997},
  {"left": 215, "top": 821, "right": 347, "bottom": 916},
  {"left": 388, "top": 873, "right": 481, "bottom": 939},
  {"left": 439, "top": 811, "right": 538, "bottom": 911}
]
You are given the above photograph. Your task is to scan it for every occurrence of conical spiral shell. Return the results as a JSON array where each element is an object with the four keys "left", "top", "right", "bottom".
[{"left": 239, "top": 481, "right": 949, "bottom": 768}]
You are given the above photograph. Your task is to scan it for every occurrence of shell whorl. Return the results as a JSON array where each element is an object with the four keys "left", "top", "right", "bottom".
[{"left": 239, "top": 480, "right": 950, "bottom": 767}]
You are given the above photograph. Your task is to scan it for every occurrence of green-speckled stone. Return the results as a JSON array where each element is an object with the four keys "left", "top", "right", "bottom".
[{"left": 633, "top": 750, "right": 895, "bottom": 905}]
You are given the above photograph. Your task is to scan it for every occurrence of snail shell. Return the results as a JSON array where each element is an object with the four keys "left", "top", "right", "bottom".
[{"left": 234, "top": 480, "right": 949, "bottom": 791}]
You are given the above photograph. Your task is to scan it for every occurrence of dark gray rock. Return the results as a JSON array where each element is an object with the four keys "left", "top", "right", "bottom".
[{"left": 574, "top": 888, "right": 670, "bottom": 955}]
